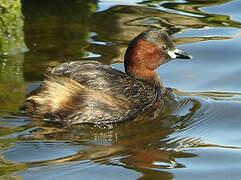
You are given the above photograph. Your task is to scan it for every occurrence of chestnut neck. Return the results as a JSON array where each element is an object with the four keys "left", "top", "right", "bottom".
[{"left": 124, "top": 39, "right": 163, "bottom": 83}]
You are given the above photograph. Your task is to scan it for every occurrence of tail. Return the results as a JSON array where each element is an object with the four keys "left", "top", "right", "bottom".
[{"left": 25, "top": 75, "right": 87, "bottom": 121}]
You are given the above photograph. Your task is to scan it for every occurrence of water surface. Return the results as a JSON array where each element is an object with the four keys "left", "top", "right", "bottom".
[{"left": 1, "top": 0, "right": 241, "bottom": 179}]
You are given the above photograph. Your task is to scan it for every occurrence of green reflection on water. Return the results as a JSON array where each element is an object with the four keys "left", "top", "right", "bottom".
[
  {"left": 22, "top": 0, "right": 98, "bottom": 80},
  {"left": 22, "top": 0, "right": 241, "bottom": 82},
  {"left": 0, "top": 55, "right": 25, "bottom": 116},
  {"left": 0, "top": 156, "right": 27, "bottom": 180}
]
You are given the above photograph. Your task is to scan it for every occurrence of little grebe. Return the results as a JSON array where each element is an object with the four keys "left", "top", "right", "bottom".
[{"left": 25, "top": 30, "right": 192, "bottom": 125}]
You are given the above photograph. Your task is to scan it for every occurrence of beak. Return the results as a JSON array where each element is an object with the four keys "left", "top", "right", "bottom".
[
  {"left": 168, "top": 48, "right": 192, "bottom": 59},
  {"left": 174, "top": 48, "right": 192, "bottom": 59}
]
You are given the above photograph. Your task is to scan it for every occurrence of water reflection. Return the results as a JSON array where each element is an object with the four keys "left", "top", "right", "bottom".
[
  {"left": 21, "top": 0, "right": 241, "bottom": 82},
  {"left": 5, "top": 89, "right": 237, "bottom": 179},
  {"left": 0, "top": 0, "right": 26, "bottom": 117},
  {"left": 22, "top": 0, "right": 98, "bottom": 80},
  {"left": 2, "top": 89, "right": 240, "bottom": 179},
  {"left": 0, "top": 0, "right": 241, "bottom": 179},
  {"left": 0, "top": 89, "right": 203, "bottom": 179},
  {"left": 0, "top": 55, "right": 26, "bottom": 118}
]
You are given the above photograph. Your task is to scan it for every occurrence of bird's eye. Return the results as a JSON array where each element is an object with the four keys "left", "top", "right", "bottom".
[{"left": 163, "top": 45, "right": 168, "bottom": 50}]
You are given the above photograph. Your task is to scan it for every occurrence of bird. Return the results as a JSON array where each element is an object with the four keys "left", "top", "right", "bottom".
[{"left": 24, "top": 29, "right": 192, "bottom": 125}]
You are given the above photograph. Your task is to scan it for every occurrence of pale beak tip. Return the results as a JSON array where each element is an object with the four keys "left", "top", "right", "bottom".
[{"left": 174, "top": 49, "right": 192, "bottom": 60}]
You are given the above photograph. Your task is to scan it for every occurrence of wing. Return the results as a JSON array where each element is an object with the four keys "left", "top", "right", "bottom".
[{"left": 48, "top": 61, "right": 160, "bottom": 107}]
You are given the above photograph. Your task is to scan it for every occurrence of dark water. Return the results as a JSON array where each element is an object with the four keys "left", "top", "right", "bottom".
[{"left": 1, "top": 0, "right": 241, "bottom": 179}]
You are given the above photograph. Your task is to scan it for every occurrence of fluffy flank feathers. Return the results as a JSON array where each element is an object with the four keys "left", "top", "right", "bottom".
[{"left": 25, "top": 75, "right": 85, "bottom": 118}]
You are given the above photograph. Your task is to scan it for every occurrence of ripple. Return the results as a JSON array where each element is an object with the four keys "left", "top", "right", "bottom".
[
  {"left": 187, "top": 91, "right": 241, "bottom": 102},
  {"left": 96, "top": 0, "right": 144, "bottom": 12},
  {"left": 161, "top": 90, "right": 230, "bottom": 149},
  {"left": 0, "top": 116, "right": 32, "bottom": 127}
]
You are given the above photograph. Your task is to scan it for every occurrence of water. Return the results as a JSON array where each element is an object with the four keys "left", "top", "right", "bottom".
[{"left": 0, "top": 0, "right": 241, "bottom": 179}]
